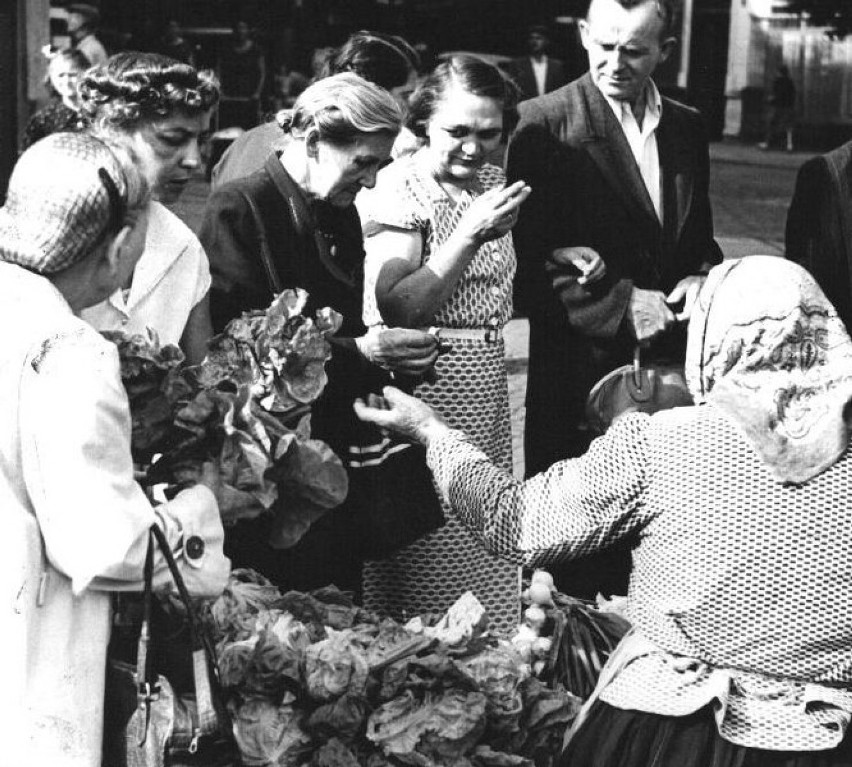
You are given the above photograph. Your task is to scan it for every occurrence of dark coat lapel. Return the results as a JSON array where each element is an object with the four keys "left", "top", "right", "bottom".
[
  {"left": 579, "top": 77, "right": 661, "bottom": 247},
  {"left": 830, "top": 145, "right": 852, "bottom": 308},
  {"left": 656, "top": 105, "right": 695, "bottom": 249}
]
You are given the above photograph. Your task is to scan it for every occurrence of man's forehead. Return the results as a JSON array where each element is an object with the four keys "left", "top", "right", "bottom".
[{"left": 586, "top": 0, "right": 666, "bottom": 38}]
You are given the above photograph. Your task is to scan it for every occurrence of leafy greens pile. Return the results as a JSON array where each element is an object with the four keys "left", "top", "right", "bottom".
[
  {"left": 104, "top": 289, "right": 348, "bottom": 548},
  {"left": 208, "top": 570, "right": 581, "bottom": 767}
]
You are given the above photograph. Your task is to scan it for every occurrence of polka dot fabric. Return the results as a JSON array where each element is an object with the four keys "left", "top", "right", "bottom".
[
  {"left": 358, "top": 150, "right": 515, "bottom": 330},
  {"left": 358, "top": 150, "right": 519, "bottom": 635},
  {"left": 426, "top": 405, "right": 852, "bottom": 749}
]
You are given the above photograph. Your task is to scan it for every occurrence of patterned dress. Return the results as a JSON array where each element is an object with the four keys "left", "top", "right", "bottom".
[{"left": 357, "top": 149, "right": 520, "bottom": 635}]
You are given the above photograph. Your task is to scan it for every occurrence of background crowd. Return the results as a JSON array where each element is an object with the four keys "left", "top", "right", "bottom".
[{"left": 9, "top": 0, "right": 852, "bottom": 765}]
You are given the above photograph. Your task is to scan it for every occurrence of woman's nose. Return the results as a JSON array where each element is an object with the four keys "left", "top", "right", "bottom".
[
  {"left": 181, "top": 140, "right": 202, "bottom": 169},
  {"left": 360, "top": 166, "right": 379, "bottom": 189}
]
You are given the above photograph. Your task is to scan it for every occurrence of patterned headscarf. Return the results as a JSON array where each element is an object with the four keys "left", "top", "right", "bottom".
[
  {"left": 0, "top": 132, "right": 134, "bottom": 274},
  {"left": 685, "top": 255, "right": 852, "bottom": 483}
]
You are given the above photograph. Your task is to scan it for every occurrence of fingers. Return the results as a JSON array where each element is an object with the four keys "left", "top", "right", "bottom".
[
  {"left": 353, "top": 398, "right": 394, "bottom": 427},
  {"left": 666, "top": 283, "right": 686, "bottom": 304}
]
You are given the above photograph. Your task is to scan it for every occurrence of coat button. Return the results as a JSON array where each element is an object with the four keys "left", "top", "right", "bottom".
[{"left": 186, "top": 535, "right": 205, "bottom": 560}]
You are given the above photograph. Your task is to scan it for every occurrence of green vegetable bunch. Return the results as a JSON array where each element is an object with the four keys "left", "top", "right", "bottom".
[{"left": 105, "top": 288, "right": 348, "bottom": 548}]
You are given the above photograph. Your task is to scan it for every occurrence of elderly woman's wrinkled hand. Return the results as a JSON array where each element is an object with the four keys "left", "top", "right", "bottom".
[
  {"left": 353, "top": 386, "right": 450, "bottom": 445},
  {"left": 356, "top": 326, "right": 439, "bottom": 375},
  {"left": 456, "top": 180, "right": 532, "bottom": 245}
]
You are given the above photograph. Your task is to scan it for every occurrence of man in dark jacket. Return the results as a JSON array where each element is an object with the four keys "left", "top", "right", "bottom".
[
  {"left": 507, "top": 0, "right": 722, "bottom": 597},
  {"left": 505, "top": 25, "right": 570, "bottom": 102},
  {"left": 786, "top": 140, "right": 852, "bottom": 330}
]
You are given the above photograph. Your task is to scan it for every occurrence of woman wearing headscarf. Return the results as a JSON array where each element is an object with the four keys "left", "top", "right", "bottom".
[
  {"left": 77, "top": 52, "right": 219, "bottom": 364},
  {"left": 200, "top": 73, "right": 438, "bottom": 597},
  {"left": 0, "top": 132, "right": 229, "bottom": 767},
  {"left": 356, "top": 254, "right": 852, "bottom": 764}
]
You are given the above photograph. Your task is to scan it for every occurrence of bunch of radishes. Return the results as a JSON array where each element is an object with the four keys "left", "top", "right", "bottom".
[
  {"left": 509, "top": 570, "right": 632, "bottom": 698},
  {"left": 511, "top": 569, "right": 557, "bottom": 675}
]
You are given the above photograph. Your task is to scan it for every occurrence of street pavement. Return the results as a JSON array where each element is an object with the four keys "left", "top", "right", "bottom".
[{"left": 172, "top": 137, "right": 816, "bottom": 478}]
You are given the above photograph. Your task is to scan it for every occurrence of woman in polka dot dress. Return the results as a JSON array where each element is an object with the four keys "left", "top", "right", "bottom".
[{"left": 356, "top": 54, "right": 532, "bottom": 634}]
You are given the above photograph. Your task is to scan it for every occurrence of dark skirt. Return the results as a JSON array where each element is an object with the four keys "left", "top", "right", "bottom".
[{"left": 559, "top": 701, "right": 852, "bottom": 767}]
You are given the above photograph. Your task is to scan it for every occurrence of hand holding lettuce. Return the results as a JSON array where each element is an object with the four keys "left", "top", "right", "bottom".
[{"left": 104, "top": 288, "right": 348, "bottom": 548}]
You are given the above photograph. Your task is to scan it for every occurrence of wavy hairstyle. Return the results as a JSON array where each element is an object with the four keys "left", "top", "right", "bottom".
[
  {"left": 407, "top": 54, "right": 519, "bottom": 140},
  {"left": 322, "top": 31, "right": 419, "bottom": 91},
  {"left": 283, "top": 72, "right": 403, "bottom": 146},
  {"left": 78, "top": 51, "right": 219, "bottom": 131}
]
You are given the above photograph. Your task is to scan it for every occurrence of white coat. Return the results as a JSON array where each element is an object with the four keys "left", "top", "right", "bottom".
[{"left": 0, "top": 262, "right": 230, "bottom": 767}]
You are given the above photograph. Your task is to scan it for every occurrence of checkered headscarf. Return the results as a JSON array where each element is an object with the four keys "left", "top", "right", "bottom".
[{"left": 0, "top": 132, "right": 131, "bottom": 274}]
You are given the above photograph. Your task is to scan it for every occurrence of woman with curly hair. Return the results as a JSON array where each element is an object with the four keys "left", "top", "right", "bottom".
[
  {"left": 77, "top": 51, "right": 219, "bottom": 363},
  {"left": 21, "top": 49, "right": 91, "bottom": 151}
]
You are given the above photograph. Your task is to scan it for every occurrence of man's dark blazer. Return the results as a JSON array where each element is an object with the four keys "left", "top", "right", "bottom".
[
  {"left": 505, "top": 56, "right": 570, "bottom": 101},
  {"left": 786, "top": 141, "right": 852, "bottom": 331},
  {"left": 506, "top": 73, "right": 721, "bottom": 598}
]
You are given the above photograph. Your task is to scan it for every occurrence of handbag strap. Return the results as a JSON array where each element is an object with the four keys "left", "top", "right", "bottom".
[{"left": 135, "top": 524, "right": 220, "bottom": 747}]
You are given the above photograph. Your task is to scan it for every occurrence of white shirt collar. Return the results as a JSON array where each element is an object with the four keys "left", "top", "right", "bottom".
[{"left": 602, "top": 79, "right": 663, "bottom": 130}]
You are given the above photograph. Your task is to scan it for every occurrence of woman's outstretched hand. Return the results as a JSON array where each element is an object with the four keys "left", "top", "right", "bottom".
[{"left": 353, "top": 386, "right": 450, "bottom": 446}]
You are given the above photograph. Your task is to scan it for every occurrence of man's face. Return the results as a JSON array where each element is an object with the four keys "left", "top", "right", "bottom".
[
  {"left": 580, "top": 0, "right": 674, "bottom": 106},
  {"left": 67, "top": 12, "right": 85, "bottom": 34},
  {"left": 528, "top": 32, "right": 549, "bottom": 55}
]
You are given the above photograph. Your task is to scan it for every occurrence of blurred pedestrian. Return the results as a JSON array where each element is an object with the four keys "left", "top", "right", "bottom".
[
  {"left": 268, "top": 60, "right": 309, "bottom": 112},
  {"left": 21, "top": 49, "right": 90, "bottom": 151},
  {"left": 505, "top": 24, "right": 569, "bottom": 102},
  {"left": 218, "top": 20, "right": 266, "bottom": 130},
  {"left": 78, "top": 52, "right": 220, "bottom": 364},
  {"left": 66, "top": 3, "right": 107, "bottom": 67},
  {"left": 156, "top": 19, "right": 196, "bottom": 67},
  {"left": 759, "top": 63, "right": 795, "bottom": 152}
]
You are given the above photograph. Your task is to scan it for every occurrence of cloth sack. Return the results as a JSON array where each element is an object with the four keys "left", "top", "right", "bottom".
[{"left": 585, "top": 347, "right": 693, "bottom": 434}]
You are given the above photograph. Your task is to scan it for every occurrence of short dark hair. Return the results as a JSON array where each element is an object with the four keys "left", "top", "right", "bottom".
[
  {"left": 407, "top": 54, "right": 519, "bottom": 139},
  {"left": 78, "top": 51, "right": 220, "bottom": 130},
  {"left": 323, "top": 31, "right": 419, "bottom": 92},
  {"left": 586, "top": 0, "right": 676, "bottom": 39}
]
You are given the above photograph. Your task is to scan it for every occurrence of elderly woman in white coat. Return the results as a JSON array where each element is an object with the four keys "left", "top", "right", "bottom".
[{"left": 0, "top": 132, "right": 230, "bottom": 767}]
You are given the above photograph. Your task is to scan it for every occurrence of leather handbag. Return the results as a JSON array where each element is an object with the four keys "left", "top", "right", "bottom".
[
  {"left": 585, "top": 346, "right": 693, "bottom": 434},
  {"left": 103, "top": 524, "right": 236, "bottom": 767}
]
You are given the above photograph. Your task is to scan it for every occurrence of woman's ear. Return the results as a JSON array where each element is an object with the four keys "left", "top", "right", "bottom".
[
  {"left": 103, "top": 224, "right": 132, "bottom": 277},
  {"left": 305, "top": 127, "right": 320, "bottom": 159}
]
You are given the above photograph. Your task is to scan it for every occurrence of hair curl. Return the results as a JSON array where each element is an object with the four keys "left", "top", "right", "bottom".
[
  {"left": 322, "top": 30, "right": 419, "bottom": 91},
  {"left": 284, "top": 72, "right": 402, "bottom": 146},
  {"left": 407, "top": 54, "right": 519, "bottom": 140},
  {"left": 78, "top": 51, "right": 220, "bottom": 131}
]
